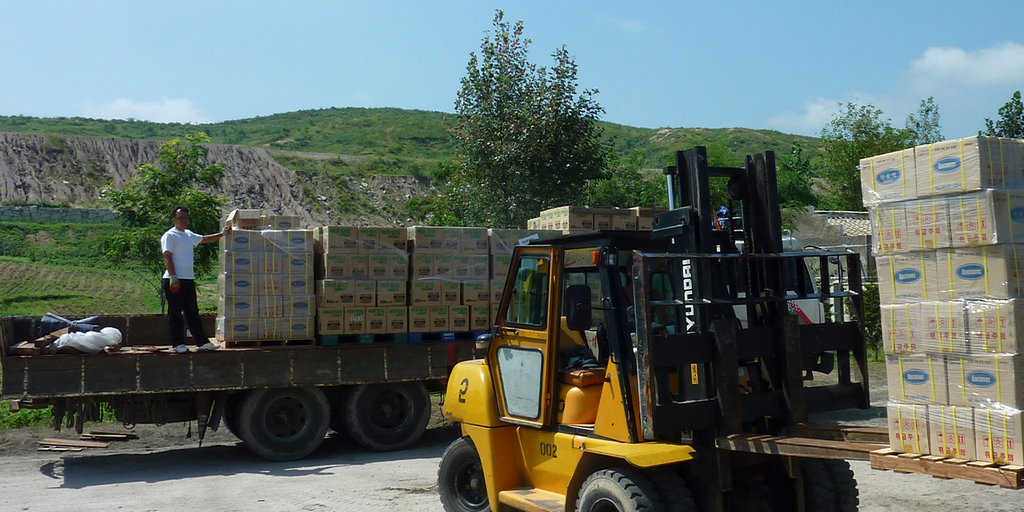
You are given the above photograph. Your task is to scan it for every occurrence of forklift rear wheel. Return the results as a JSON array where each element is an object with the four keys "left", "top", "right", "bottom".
[
  {"left": 341, "top": 382, "right": 430, "bottom": 451},
  {"left": 801, "top": 459, "right": 838, "bottom": 512},
  {"left": 648, "top": 469, "right": 697, "bottom": 512},
  {"left": 822, "top": 460, "right": 858, "bottom": 512},
  {"left": 437, "top": 437, "right": 490, "bottom": 512},
  {"left": 236, "top": 386, "right": 330, "bottom": 461},
  {"left": 576, "top": 468, "right": 664, "bottom": 512}
]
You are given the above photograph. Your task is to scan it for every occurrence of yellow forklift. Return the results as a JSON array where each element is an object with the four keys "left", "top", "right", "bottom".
[{"left": 439, "top": 147, "right": 878, "bottom": 512}]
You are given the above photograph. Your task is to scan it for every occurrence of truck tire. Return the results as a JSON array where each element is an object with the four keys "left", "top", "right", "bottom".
[
  {"left": 222, "top": 392, "right": 243, "bottom": 439},
  {"left": 236, "top": 386, "right": 330, "bottom": 461},
  {"left": 437, "top": 437, "right": 490, "bottom": 512},
  {"left": 576, "top": 468, "right": 663, "bottom": 512},
  {"left": 823, "top": 459, "right": 858, "bottom": 512},
  {"left": 648, "top": 469, "right": 697, "bottom": 512},
  {"left": 801, "top": 459, "right": 838, "bottom": 512},
  {"left": 341, "top": 382, "right": 430, "bottom": 451}
]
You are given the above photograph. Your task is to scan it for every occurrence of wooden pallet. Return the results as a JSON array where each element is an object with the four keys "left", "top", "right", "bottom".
[
  {"left": 870, "top": 448, "right": 1024, "bottom": 489},
  {"left": 218, "top": 338, "right": 316, "bottom": 349}
]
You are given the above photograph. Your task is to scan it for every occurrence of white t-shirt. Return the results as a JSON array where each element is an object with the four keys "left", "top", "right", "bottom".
[{"left": 161, "top": 227, "right": 204, "bottom": 279}]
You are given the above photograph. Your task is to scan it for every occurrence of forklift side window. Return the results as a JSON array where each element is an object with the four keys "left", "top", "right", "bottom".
[
  {"left": 495, "top": 346, "right": 544, "bottom": 418},
  {"left": 504, "top": 256, "right": 550, "bottom": 329}
]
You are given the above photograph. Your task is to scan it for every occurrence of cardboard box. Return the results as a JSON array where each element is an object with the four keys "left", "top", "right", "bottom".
[
  {"left": 220, "top": 251, "right": 262, "bottom": 274},
  {"left": 471, "top": 306, "right": 492, "bottom": 330},
  {"left": 462, "top": 281, "right": 490, "bottom": 305},
  {"left": 966, "top": 299, "right": 1024, "bottom": 354},
  {"left": 881, "top": 303, "right": 924, "bottom": 354},
  {"left": 433, "top": 254, "right": 453, "bottom": 276},
  {"left": 408, "top": 226, "right": 443, "bottom": 252},
  {"left": 870, "top": 204, "right": 909, "bottom": 255},
  {"left": 905, "top": 198, "right": 951, "bottom": 252},
  {"left": 860, "top": 148, "right": 917, "bottom": 206},
  {"left": 262, "top": 215, "right": 301, "bottom": 230},
  {"left": 916, "top": 136, "right": 1023, "bottom": 198},
  {"left": 317, "top": 308, "right": 346, "bottom": 335},
  {"left": 345, "top": 307, "right": 366, "bottom": 335},
  {"left": 217, "top": 295, "right": 257, "bottom": 318},
  {"left": 263, "top": 229, "right": 314, "bottom": 253},
  {"left": 935, "top": 245, "right": 1024, "bottom": 300},
  {"left": 888, "top": 403, "right": 930, "bottom": 454},
  {"left": 610, "top": 208, "right": 637, "bottom": 230},
  {"left": 975, "top": 408, "right": 1024, "bottom": 464},
  {"left": 282, "top": 253, "right": 313, "bottom": 275},
  {"left": 315, "top": 226, "right": 360, "bottom": 253},
  {"left": 947, "top": 190, "right": 1024, "bottom": 247},
  {"left": 348, "top": 255, "right": 369, "bottom": 279},
  {"left": 368, "top": 254, "right": 390, "bottom": 279},
  {"left": 527, "top": 217, "right": 540, "bottom": 230},
  {"left": 281, "top": 316, "right": 314, "bottom": 340},
  {"left": 491, "top": 255, "right": 512, "bottom": 281},
  {"left": 430, "top": 306, "right": 450, "bottom": 331},
  {"left": 317, "top": 254, "right": 349, "bottom": 279},
  {"left": 489, "top": 229, "right": 513, "bottom": 255},
  {"left": 442, "top": 228, "right": 462, "bottom": 252},
  {"left": 947, "top": 354, "right": 1024, "bottom": 408},
  {"left": 412, "top": 255, "right": 433, "bottom": 279},
  {"left": 260, "top": 294, "right": 313, "bottom": 318},
  {"left": 469, "top": 256, "right": 490, "bottom": 280},
  {"left": 409, "top": 306, "right": 431, "bottom": 332},
  {"left": 410, "top": 280, "right": 441, "bottom": 306},
  {"left": 462, "top": 228, "right": 489, "bottom": 254},
  {"left": 453, "top": 256, "right": 472, "bottom": 279},
  {"left": 365, "top": 307, "right": 387, "bottom": 334},
  {"left": 221, "top": 229, "right": 263, "bottom": 253},
  {"left": 440, "top": 281, "right": 461, "bottom": 306},
  {"left": 927, "top": 405, "right": 976, "bottom": 460},
  {"left": 357, "top": 227, "right": 379, "bottom": 253},
  {"left": 281, "top": 275, "right": 313, "bottom": 296},
  {"left": 225, "top": 209, "right": 263, "bottom": 230},
  {"left": 216, "top": 317, "right": 259, "bottom": 341},
  {"left": 387, "top": 307, "right": 408, "bottom": 334},
  {"left": 317, "top": 279, "right": 357, "bottom": 308},
  {"left": 548, "top": 206, "right": 594, "bottom": 231},
  {"left": 388, "top": 254, "right": 409, "bottom": 280},
  {"left": 630, "top": 207, "right": 669, "bottom": 230},
  {"left": 219, "top": 273, "right": 261, "bottom": 296},
  {"left": 593, "top": 212, "right": 613, "bottom": 230},
  {"left": 876, "top": 252, "right": 937, "bottom": 304},
  {"left": 920, "top": 300, "right": 967, "bottom": 353},
  {"left": 450, "top": 306, "right": 470, "bottom": 331},
  {"left": 491, "top": 279, "right": 505, "bottom": 307},
  {"left": 377, "top": 228, "right": 408, "bottom": 252},
  {"left": 354, "top": 280, "right": 376, "bottom": 306},
  {"left": 887, "top": 353, "right": 948, "bottom": 405},
  {"left": 376, "top": 280, "right": 408, "bottom": 306}
]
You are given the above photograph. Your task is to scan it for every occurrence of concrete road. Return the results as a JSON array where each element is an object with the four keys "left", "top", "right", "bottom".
[{"left": 3, "top": 427, "right": 1024, "bottom": 512}]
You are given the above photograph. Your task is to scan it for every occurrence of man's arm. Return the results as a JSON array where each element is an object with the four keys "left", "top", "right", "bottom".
[
  {"left": 163, "top": 250, "right": 180, "bottom": 292},
  {"left": 201, "top": 226, "right": 229, "bottom": 244}
]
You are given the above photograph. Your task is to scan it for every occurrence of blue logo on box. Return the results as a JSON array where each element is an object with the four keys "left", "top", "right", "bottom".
[
  {"left": 291, "top": 258, "right": 306, "bottom": 266},
  {"left": 235, "top": 258, "right": 250, "bottom": 265},
  {"left": 956, "top": 264, "right": 985, "bottom": 280},
  {"left": 295, "top": 302, "right": 309, "bottom": 309},
  {"left": 1012, "top": 207, "right": 1024, "bottom": 223},
  {"left": 237, "top": 303, "right": 250, "bottom": 310},
  {"left": 894, "top": 268, "right": 921, "bottom": 284},
  {"left": 903, "top": 369, "right": 929, "bottom": 384},
  {"left": 967, "top": 371, "right": 997, "bottom": 388},
  {"left": 292, "top": 323, "right": 306, "bottom": 331},
  {"left": 234, "top": 325, "right": 249, "bottom": 332},
  {"left": 876, "top": 168, "right": 901, "bottom": 185},
  {"left": 934, "top": 157, "right": 961, "bottom": 174},
  {"left": 290, "top": 237, "right": 305, "bottom": 244},
  {"left": 235, "top": 280, "right": 251, "bottom": 288},
  {"left": 292, "top": 280, "right": 306, "bottom": 287},
  {"left": 236, "top": 236, "right": 249, "bottom": 244},
  {"left": 279, "top": 222, "right": 293, "bottom": 228}
]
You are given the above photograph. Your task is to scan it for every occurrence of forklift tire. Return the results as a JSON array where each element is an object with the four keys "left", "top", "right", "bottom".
[
  {"left": 576, "top": 468, "right": 663, "bottom": 512},
  {"left": 437, "top": 437, "right": 490, "bottom": 512},
  {"left": 822, "top": 460, "right": 858, "bottom": 512},
  {"left": 800, "top": 459, "right": 838, "bottom": 512},
  {"left": 341, "top": 382, "right": 430, "bottom": 451},
  {"left": 236, "top": 386, "right": 330, "bottom": 461},
  {"left": 648, "top": 469, "right": 697, "bottom": 512}
]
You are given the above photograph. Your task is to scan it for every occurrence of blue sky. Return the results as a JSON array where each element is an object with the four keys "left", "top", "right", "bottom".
[{"left": 1, "top": 1, "right": 1022, "bottom": 139}]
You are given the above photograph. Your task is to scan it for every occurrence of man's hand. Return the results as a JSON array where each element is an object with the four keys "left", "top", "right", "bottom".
[{"left": 169, "top": 275, "right": 180, "bottom": 293}]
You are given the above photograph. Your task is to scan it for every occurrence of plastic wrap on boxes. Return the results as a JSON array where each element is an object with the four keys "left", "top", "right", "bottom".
[
  {"left": 888, "top": 402, "right": 929, "bottom": 454},
  {"left": 861, "top": 148, "right": 917, "bottom": 207},
  {"left": 881, "top": 303, "right": 923, "bottom": 354},
  {"left": 966, "top": 299, "right": 1024, "bottom": 353},
  {"left": 916, "top": 136, "right": 1023, "bottom": 198},
  {"left": 314, "top": 226, "right": 360, "bottom": 253},
  {"left": 927, "top": 405, "right": 976, "bottom": 460},
  {"left": 220, "top": 251, "right": 263, "bottom": 274},
  {"left": 974, "top": 407, "right": 1024, "bottom": 464},
  {"left": 947, "top": 354, "right": 1024, "bottom": 409},
  {"left": 870, "top": 204, "right": 908, "bottom": 255},
  {"left": 216, "top": 316, "right": 313, "bottom": 341},
  {"left": 263, "top": 229, "right": 313, "bottom": 253},
  {"left": 259, "top": 295, "right": 314, "bottom": 318},
  {"left": 887, "top": 353, "right": 948, "bottom": 404},
  {"left": 217, "top": 295, "right": 258, "bottom": 319},
  {"left": 905, "top": 198, "right": 951, "bottom": 252},
  {"left": 921, "top": 300, "right": 967, "bottom": 353},
  {"left": 876, "top": 252, "right": 936, "bottom": 304},
  {"left": 934, "top": 245, "right": 1024, "bottom": 300}
]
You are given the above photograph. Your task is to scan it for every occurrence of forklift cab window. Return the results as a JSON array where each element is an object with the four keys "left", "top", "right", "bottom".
[{"left": 505, "top": 256, "right": 549, "bottom": 329}]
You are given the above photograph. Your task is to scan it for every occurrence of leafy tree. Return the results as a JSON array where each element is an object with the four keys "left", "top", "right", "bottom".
[
  {"left": 906, "top": 96, "right": 943, "bottom": 144},
  {"left": 982, "top": 91, "right": 1024, "bottom": 138},
  {"left": 105, "top": 132, "right": 226, "bottom": 276},
  {"left": 776, "top": 141, "right": 818, "bottom": 209},
  {"left": 584, "top": 150, "right": 666, "bottom": 208},
  {"left": 818, "top": 103, "right": 918, "bottom": 211},
  {"left": 446, "top": 10, "right": 612, "bottom": 228}
]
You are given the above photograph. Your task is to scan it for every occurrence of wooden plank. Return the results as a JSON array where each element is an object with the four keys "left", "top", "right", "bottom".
[
  {"left": 38, "top": 447, "right": 83, "bottom": 452},
  {"left": 38, "top": 438, "right": 109, "bottom": 448},
  {"left": 717, "top": 434, "right": 885, "bottom": 461},
  {"left": 871, "top": 450, "right": 1024, "bottom": 489},
  {"left": 82, "top": 432, "right": 138, "bottom": 441}
]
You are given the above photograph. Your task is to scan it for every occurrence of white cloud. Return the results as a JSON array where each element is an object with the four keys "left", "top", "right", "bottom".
[
  {"left": 908, "top": 42, "right": 1024, "bottom": 91},
  {"left": 81, "top": 98, "right": 207, "bottom": 123},
  {"left": 350, "top": 90, "right": 373, "bottom": 105},
  {"left": 766, "top": 96, "right": 844, "bottom": 134}
]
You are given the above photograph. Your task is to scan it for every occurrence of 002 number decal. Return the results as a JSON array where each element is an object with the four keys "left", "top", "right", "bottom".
[
  {"left": 540, "top": 442, "right": 558, "bottom": 458},
  {"left": 458, "top": 378, "right": 469, "bottom": 403}
]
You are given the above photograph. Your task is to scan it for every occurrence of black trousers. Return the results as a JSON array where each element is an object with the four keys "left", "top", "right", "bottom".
[{"left": 162, "top": 278, "right": 209, "bottom": 346}]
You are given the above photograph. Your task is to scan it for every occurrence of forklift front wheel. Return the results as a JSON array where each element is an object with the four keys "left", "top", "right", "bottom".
[
  {"left": 438, "top": 437, "right": 490, "bottom": 512},
  {"left": 576, "top": 467, "right": 664, "bottom": 512}
]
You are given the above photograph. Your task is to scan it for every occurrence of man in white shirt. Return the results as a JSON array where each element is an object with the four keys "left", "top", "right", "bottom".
[{"left": 162, "top": 206, "right": 228, "bottom": 353}]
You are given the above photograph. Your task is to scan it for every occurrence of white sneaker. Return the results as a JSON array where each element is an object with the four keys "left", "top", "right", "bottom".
[
  {"left": 173, "top": 344, "right": 189, "bottom": 354},
  {"left": 196, "top": 342, "right": 220, "bottom": 352}
]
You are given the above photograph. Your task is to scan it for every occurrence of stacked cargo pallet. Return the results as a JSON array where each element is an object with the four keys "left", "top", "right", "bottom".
[
  {"left": 864, "top": 136, "right": 1024, "bottom": 465},
  {"left": 215, "top": 212, "right": 316, "bottom": 346},
  {"left": 527, "top": 205, "right": 668, "bottom": 231}
]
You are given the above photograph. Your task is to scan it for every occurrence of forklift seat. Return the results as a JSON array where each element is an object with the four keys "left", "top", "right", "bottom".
[{"left": 558, "top": 367, "right": 606, "bottom": 388}]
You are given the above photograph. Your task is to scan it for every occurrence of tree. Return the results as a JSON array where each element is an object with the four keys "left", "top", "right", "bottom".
[
  {"left": 584, "top": 150, "right": 666, "bottom": 208},
  {"left": 105, "top": 132, "right": 226, "bottom": 277},
  {"left": 982, "top": 91, "right": 1024, "bottom": 138},
  {"left": 906, "top": 96, "right": 943, "bottom": 144},
  {"left": 446, "top": 11, "right": 612, "bottom": 228},
  {"left": 818, "top": 103, "right": 917, "bottom": 211}
]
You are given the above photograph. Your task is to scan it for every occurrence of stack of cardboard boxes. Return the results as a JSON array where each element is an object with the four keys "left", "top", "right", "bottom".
[
  {"left": 527, "top": 206, "right": 668, "bottom": 232},
  {"left": 864, "top": 136, "right": 1024, "bottom": 464},
  {"left": 215, "top": 212, "right": 315, "bottom": 343}
]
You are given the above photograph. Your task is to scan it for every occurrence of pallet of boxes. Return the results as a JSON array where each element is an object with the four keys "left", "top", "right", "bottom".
[
  {"left": 216, "top": 210, "right": 316, "bottom": 347},
  {"left": 864, "top": 136, "right": 1024, "bottom": 487}
]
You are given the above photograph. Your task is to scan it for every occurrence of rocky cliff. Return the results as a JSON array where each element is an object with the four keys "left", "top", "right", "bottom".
[{"left": 0, "top": 132, "right": 428, "bottom": 226}]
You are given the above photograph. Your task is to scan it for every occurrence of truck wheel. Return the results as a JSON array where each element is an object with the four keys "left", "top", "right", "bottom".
[
  {"left": 437, "top": 437, "right": 490, "bottom": 512},
  {"left": 648, "top": 469, "right": 697, "bottom": 512},
  {"left": 222, "top": 392, "right": 243, "bottom": 438},
  {"left": 576, "top": 468, "right": 663, "bottom": 512},
  {"left": 236, "top": 386, "right": 330, "bottom": 461},
  {"left": 823, "top": 460, "right": 858, "bottom": 512},
  {"left": 342, "top": 382, "right": 430, "bottom": 451},
  {"left": 801, "top": 459, "right": 838, "bottom": 512}
]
